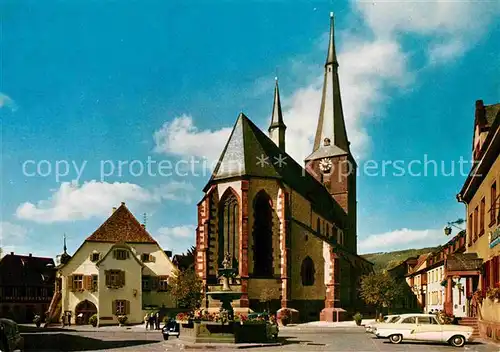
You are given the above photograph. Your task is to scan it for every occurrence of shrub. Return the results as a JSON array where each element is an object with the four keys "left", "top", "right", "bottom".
[
  {"left": 89, "top": 314, "right": 98, "bottom": 327},
  {"left": 117, "top": 315, "right": 128, "bottom": 325},
  {"left": 353, "top": 312, "right": 362, "bottom": 325}
]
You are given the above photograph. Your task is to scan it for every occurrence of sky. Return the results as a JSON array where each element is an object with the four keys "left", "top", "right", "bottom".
[{"left": 1, "top": 0, "right": 499, "bottom": 259}]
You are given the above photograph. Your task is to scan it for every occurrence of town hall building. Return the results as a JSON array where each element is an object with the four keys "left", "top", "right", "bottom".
[{"left": 195, "top": 14, "right": 373, "bottom": 322}]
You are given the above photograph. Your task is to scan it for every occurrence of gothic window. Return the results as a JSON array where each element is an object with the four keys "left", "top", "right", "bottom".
[
  {"left": 218, "top": 189, "right": 240, "bottom": 269},
  {"left": 252, "top": 190, "right": 273, "bottom": 277},
  {"left": 301, "top": 256, "right": 315, "bottom": 286}
]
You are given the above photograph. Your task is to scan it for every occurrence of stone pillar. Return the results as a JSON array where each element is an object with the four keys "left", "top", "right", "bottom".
[
  {"left": 239, "top": 180, "right": 250, "bottom": 308},
  {"left": 321, "top": 246, "right": 344, "bottom": 322},
  {"left": 279, "top": 189, "right": 291, "bottom": 308},
  {"left": 444, "top": 276, "right": 453, "bottom": 315}
]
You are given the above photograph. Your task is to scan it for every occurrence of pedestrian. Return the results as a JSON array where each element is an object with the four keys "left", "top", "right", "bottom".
[
  {"left": 156, "top": 312, "right": 160, "bottom": 330},
  {"left": 149, "top": 313, "right": 155, "bottom": 330},
  {"left": 61, "top": 313, "right": 66, "bottom": 328},
  {"left": 67, "top": 312, "right": 72, "bottom": 327},
  {"left": 144, "top": 314, "right": 149, "bottom": 329}
]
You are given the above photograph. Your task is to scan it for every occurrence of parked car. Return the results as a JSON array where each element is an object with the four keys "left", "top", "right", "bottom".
[
  {"left": 0, "top": 318, "right": 24, "bottom": 352},
  {"left": 161, "top": 318, "right": 180, "bottom": 340},
  {"left": 365, "top": 315, "right": 400, "bottom": 333},
  {"left": 372, "top": 313, "right": 473, "bottom": 347}
]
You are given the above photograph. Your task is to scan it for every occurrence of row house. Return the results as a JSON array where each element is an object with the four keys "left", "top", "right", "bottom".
[
  {"left": 457, "top": 100, "right": 500, "bottom": 340},
  {"left": 0, "top": 253, "right": 56, "bottom": 323},
  {"left": 405, "top": 231, "right": 468, "bottom": 315}
]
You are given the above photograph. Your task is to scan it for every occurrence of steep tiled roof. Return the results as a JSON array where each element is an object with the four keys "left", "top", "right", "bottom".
[
  {"left": 485, "top": 103, "right": 500, "bottom": 126},
  {"left": 204, "top": 113, "right": 347, "bottom": 226},
  {"left": 0, "top": 254, "right": 55, "bottom": 286},
  {"left": 446, "top": 253, "right": 482, "bottom": 272},
  {"left": 86, "top": 203, "right": 157, "bottom": 243}
]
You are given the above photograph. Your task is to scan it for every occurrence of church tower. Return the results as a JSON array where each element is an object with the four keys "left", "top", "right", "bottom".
[
  {"left": 305, "top": 12, "right": 357, "bottom": 253},
  {"left": 268, "top": 77, "right": 286, "bottom": 150}
]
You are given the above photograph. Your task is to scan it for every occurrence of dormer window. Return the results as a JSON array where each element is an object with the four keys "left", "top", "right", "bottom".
[
  {"left": 141, "top": 253, "right": 155, "bottom": 263},
  {"left": 90, "top": 252, "right": 100, "bottom": 262}
]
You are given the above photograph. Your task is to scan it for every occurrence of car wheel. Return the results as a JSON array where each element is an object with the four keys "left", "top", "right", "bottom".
[
  {"left": 449, "top": 335, "right": 465, "bottom": 347},
  {"left": 163, "top": 334, "right": 169, "bottom": 341},
  {"left": 389, "top": 334, "right": 403, "bottom": 344}
]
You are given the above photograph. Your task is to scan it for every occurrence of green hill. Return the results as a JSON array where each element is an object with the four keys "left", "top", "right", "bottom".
[{"left": 361, "top": 247, "right": 438, "bottom": 272}]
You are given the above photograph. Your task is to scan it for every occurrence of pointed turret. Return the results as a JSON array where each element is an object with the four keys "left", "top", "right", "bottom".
[
  {"left": 268, "top": 77, "right": 286, "bottom": 150},
  {"left": 306, "top": 12, "right": 350, "bottom": 161}
]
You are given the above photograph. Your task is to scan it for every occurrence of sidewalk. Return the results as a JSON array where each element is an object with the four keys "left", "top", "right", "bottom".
[{"left": 280, "top": 319, "right": 376, "bottom": 329}]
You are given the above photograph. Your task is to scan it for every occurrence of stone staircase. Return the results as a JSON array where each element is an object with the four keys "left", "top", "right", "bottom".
[{"left": 459, "top": 317, "right": 480, "bottom": 339}]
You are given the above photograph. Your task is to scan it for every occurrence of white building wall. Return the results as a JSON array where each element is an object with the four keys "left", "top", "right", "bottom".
[{"left": 425, "top": 265, "right": 445, "bottom": 313}]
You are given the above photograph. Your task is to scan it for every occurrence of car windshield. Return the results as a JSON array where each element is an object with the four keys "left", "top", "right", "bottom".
[{"left": 387, "top": 316, "right": 400, "bottom": 323}]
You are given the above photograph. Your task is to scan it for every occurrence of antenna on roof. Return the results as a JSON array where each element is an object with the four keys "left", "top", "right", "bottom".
[{"left": 143, "top": 213, "right": 147, "bottom": 229}]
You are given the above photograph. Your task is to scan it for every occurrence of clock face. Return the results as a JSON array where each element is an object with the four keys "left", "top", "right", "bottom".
[{"left": 319, "top": 158, "right": 332, "bottom": 173}]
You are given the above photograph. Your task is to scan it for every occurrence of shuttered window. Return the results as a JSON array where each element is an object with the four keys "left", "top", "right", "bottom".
[
  {"left": 480, "top": 198, "right": 485, "bottom": 236},
  {"left": 105, "top": 270, "right": 125, "bottom": 288},
  {"left": 158, "top": 276, "right": 169, "bottom": 291},
  {"left": 113, "top": 249, "right": 129, "bottom": 260},
  {"left": 113, "top": 300, "right": 129, "bottom": 315},
  {"left": 493, "top": 256, "right": 499, "bottom": 287},
  {"left": 73, "top": 275, "right": 83, "bottom": 290}
]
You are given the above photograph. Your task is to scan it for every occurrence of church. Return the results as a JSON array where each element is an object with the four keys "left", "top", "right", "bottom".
[{"left": 195, "top": 14, "right": 373, "bottom": 322}]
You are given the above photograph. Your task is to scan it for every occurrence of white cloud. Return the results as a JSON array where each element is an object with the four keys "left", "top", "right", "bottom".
[
  {"left": 0, "top": 222, "right": 28, "bottom": 256},
  {"left": 155, "top": 225, "right": 196, "bottom": 254},
  {"left": 358, "top": 227, "right": 449, "bottom": 254},
  {"left": 0, "top": 93, "right": 18, "bottom": 112},
  {"left": 153, "top": 114, "right": 232, "bottom": 164},
  {"left": 16, "top": 180, "right": 195, "bottom": 223}
]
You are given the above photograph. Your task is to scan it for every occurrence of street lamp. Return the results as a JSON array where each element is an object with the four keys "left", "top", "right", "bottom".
[{"left": 444, "top": 219, "right": 465, "bottom": 236}]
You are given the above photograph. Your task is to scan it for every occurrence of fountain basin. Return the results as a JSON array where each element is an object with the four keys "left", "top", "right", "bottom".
[{"left": 206, "top": 291, "right": 243, "bottom": 301}]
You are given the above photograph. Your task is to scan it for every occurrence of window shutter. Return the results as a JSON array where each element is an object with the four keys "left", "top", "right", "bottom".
[
  {"left": 105, "top": 270, "right": 111, "bottom": 286},
  {"left": 125, "top": 300, "right": 130, "bottom": 315},
  {"left": 112, "top": 300, "right": 116, "bottom": 315},
  {"left": 112, "top": 250, "right": 117, "bottom": 259},
  {"left": 119, "top": 271, "right": 125, "bottom": 286},
  {"left": 82, "top": 276, "right": 88, "bottom": 290},
  {"left": 89, "top": 253, "right": 93, "bottom": 261},
  {"left": 151, "top": 276, "right": 158, "bottom": 291},
  {"left": 87, "top": 276, "right": 93, "bottom": 290},
  {"left": 126, "top": 251, "right": 130, "bottom": 259},
  {"left": 149, "top": 254, "right": 155, "bottom": 263},
  {"left": 67, "top": 276, "right": 74, "bottom": 291}
]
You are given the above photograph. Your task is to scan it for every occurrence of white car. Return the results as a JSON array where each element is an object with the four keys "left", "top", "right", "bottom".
[
  {"left": 373, "top": 313, "right": 473, "bottom": 347},
  {"left": 365, "top": 315, "right": 400, "bottom": 333}
]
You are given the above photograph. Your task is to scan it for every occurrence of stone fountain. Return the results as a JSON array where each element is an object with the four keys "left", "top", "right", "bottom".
[{"left": 205, "top": 252, "right": 243, "bottom": 320}]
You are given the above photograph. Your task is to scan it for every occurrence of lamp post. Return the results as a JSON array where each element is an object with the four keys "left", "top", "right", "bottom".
[{"left": 444, "top": 219, "right": 465, "bottom": 236}]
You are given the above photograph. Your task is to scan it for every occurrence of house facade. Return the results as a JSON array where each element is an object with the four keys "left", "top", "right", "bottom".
[
  {"left": 0, "top": 253, "right": 55, "bottom": 323},
  {"left": 50, "top": 203, "right": 177, "bottom": 325},
  {"left": 195, "top": 14, "right": 373, "bottom": 323},
  {"left": 457, "top": 100, "right": 500, "bottom": 339},
  {"left": 405, "top": 230, "right": 468, "bottom": 316}
]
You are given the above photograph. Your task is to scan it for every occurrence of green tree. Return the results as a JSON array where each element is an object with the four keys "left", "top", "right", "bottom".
[
  {"left": 169, "top": 268, "right": 203, "bottom": 311},
  {"left": 359, "top": 272, "right": 404, "bottom": 314}
]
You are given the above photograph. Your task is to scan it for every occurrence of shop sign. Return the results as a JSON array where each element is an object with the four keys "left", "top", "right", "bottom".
[{"left": 489, "top": 227, "right": 500, "bottom": 248}]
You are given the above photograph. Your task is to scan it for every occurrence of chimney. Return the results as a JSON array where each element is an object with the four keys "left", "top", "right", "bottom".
[
  {"left": 475, "top": 99, "right": 486, "bottom": 125},
  {"left": 112, "top": 207, "right": 117, "bottom": 213},
  {"left": 29, "top": 253, "right": 32, "bottom": 257},
  {"left": 141, "top": 224, "right": 145, "bottom": 229},
  {"left": 10, "top": 252, "right": 14, "bottom": 255},
  {"left": 121, "top": 202, "right": 125, "bottom": 206}
]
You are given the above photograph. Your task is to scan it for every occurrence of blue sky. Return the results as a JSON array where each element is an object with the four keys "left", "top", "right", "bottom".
[{"left": 1, "top": 0, "right": 499, "bottom": 259}]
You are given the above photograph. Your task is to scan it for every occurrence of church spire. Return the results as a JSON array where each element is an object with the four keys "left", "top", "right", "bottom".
[
  {"left": 268, "top": 77, "right": 286, "bottom": 150},
  {"left": 310, "top": 12, "right": 350, "bottom": 156},
  {"left": 326, "top": 12, "right": 338, "bottom": 66},
  {"left": 63, "top": 233, "right": 67, "bottom": 254}
]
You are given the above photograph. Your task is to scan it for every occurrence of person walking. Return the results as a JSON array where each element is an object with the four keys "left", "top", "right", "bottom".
[
  {"left": 148, "top": 313, "right": 155, "bottom": 330},
  {"left": 144, "top": 314, "right": 149, "bottom": 329},
  {"left": 155, "top": 312, "right": 160, "bottom": 330}
]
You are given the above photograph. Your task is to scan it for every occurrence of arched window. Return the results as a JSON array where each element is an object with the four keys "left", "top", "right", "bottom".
[
  {"left": 301, "top": 256, "right": 315, "bottom": 286},
  {"left": 218, "top": 189, "right": 239, "bottom": 269},
  {"left": 252, "top": 190, "right": 273, "bottom": 277}
]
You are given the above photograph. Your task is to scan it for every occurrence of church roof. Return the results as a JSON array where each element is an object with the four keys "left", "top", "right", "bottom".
[
  {"left": 85, "top": 203, "right": 157, "bottom": 243},
  {"left": 205, "top": 113, "right": 347, "bottom": 226}
]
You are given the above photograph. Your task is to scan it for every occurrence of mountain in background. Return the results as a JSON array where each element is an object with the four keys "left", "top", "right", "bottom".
[{"left": 361, "top": 247, "right": 438, "bottom": 272}]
